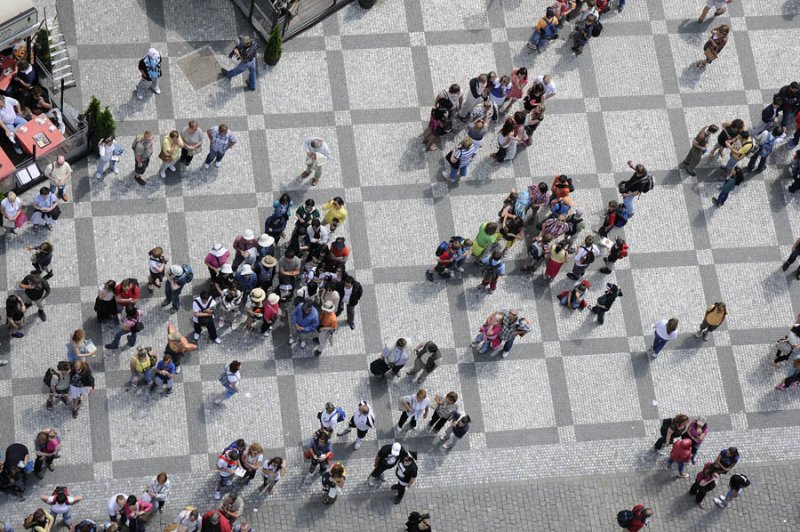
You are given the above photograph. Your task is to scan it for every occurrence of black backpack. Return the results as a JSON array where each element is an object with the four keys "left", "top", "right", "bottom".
[
  {"left": 44, "top": 367, "right": 58, "bottom": 387},
  {"left": 616, "top": 509, "right": 635, "bottom": 528},
  {"left": 591, "top": 21, "right": 604, "bottom": 37}
]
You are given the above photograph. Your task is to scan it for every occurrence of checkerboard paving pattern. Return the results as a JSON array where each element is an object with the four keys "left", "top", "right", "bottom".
[{"left": 2, "top": 0, "right": 800, "bottom": 527}]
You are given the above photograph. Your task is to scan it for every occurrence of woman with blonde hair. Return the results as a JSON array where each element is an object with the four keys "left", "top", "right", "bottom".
[
  {"left": 66, "top": 328, "right": 96, "bottom": 362},
  {"left": 697, "top": 25, "right": 730, "bottom": 69},
  {"left": 158, "top": 130, "right": 184, "bottom": 179}
]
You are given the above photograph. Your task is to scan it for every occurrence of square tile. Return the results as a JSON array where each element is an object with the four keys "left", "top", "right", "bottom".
[
  {"left": 170, "top": 53, "right": 249, "bottom": 119},
  {"left": 651, "top": 20, "right": 668, "bottom": 35},
  {"left": 166, "top": 196, "right": 184, "bottom": 213},
  {"left": 334, "top": 110, "right": 352, "bottom": 126},
  {"left": 602, "top": 110, "right": 677, "bottom": 171},
  {"left": 729, "top": 17, "right": 747, "bottom": 31},
  {"left": 295, "top": 372, "right": 374, "bottom": 442},
  {"left": 746, "top": 90, "right": 764, "bottom": 105},
  {"left": 622, "top": 185, "right": 695, "bottom": 252},
  {"left": 261, "top": 52, "right": 333, "bottom": 114},
  {"left": 591, "top": 36, "right": 664, "bottom": 97},
  {"left": 651, "top": 348, "right": 728, "bottom": 416},
  {"left": 409, "top": 32, "right": 426, "bottom": 47},
  {"left": 93, "top": 214, "right": 171, "bottom": 282},
  {"left": 476, "top": 360, "right": 555, "bottom": 431},
  {"left": 665, "top": 93, "right": 683, "bottom": 109},
  {"left": 716, "top": 263, "right": 793, "bottom": 330},
  {"left": 264, "top": 127, "right": 342, "bottom": 191},
  {"left": 558, "top": 425, "right": 576, "bottom": 443},
  {"left": 94, "top": 461, "right": 113, "bottom": 480},
  {"left": 632, "top": 266, "right": 704, "bottom": 331},
  {"left": 374, "top": 282, "right": 455, "bottom": 349},
  {"left": 584, "top": 97, "right": 601, "bottom": 113},
  {"left": 543, "top": 341, "right": 561, "bottom": 358},
  {"left": 247, "top": 114, "right": 265, "bottom": 131},
  {"left": 345, "top": 187, "right": 362, "bottom": 203},
  {"left": 73, "top": 201, "right": 93, "bottom": 219},
  {"left": 343, "top": 48, "right": 417, "bottom": 109},
  {"left": 669, "top": 33, "right": 744, "bottom": 94},
  {"left": 163, "top": 2, "right": 237, "bottom": 42},
  {"left": 364, "top": 198, "right": 438, "bottom": 267},
  {"left": 190, "top": 453, "right": 211, "bottom": 473},
  {"left": 565, "top": 353, "right": 642, "bottom": 424},
  {"left": 491, "top": 28, "right": 508, "bottom": 43},
  {"left": 324, "top": 35, "right": 342, "bottom": 51},
  {"left": 628, "top": 336, "right": 645, "bottom": 353},
  {"left": 696, "top": 249, "right": 714, "bottom": 265},
  {"left": 354, "top": 123, "right": 430, "bottom": 186}
]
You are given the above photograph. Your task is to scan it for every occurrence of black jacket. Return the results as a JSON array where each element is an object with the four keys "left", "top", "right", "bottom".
[
  {"left": 376, "top": 443, "right": 407, "bottom": 467},
  {"left": 761, "top": 104, "right": 781, "bottom": 123},
  {"left": 336, "top": 278, "right": 363, "bottom": 308}
]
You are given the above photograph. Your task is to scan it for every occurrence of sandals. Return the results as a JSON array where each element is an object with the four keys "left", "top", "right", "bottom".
[{"left": 311, "top": 178, "right": 319, "bottom": 186}]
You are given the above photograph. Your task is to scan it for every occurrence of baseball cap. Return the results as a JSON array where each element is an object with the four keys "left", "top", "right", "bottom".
[{"left": 391, "top": 443, "right": 401, "bottom": 456}]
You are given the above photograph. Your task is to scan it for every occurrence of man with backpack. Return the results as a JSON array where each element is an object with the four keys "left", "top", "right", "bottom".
[
  {"left": 567, "top": 235, "right": 599, "bottom": 280},
  {"left": 192, "top": 291, "right": 221, "bottom": 344},
  {"left": 527, "top": 7, "right": 559, "bottom": 54},
  {"left": 619, "top": 161, "right": 653, "bottom": 216},
  {"left": 40, "top": 486, "right": 82, "bottom": 526},
  {"left": 480, "top": 250, "right": 506, "bottom": 293},
  {"left": 160, "top": 264, "right": 193, "bottom": 312},
  {"left": 136, "top": 48, "right": 162, "bottom": 100},
  {"left": 617, "top": 505, "right": 652, "bottom": 531},
  {"left": 426, "top": 238, "right": 463, "bottom": 281},
  {"left": 45, "top": 361, "right": 71, "bottom": 409},
  {"left": 747, "top": 125, "right": 786, "bottom": 174}
]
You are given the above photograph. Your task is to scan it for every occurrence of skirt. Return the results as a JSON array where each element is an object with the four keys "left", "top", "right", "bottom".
[
  {"left": 545, "top": 259, "right": 565, "bottom": 278},
  {"left": 69, "top": 385, "right": 90, "bottom": 399}
]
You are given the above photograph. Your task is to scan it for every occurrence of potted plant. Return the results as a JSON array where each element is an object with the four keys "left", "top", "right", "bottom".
[
  {"left": 358, "top": 0, "right": 377, "bottom": 8},
  {"left": 33, "top": 28, "right": 52, "bottom": 71},
  {"left": 264, "top": 24, "right": 282, "bottom": 66},
  {"left": 85, "top": 96, "right": 101, "bottom": 147},
  {"left": 95, "top": 106, "right": 116, "bottom": 143}
]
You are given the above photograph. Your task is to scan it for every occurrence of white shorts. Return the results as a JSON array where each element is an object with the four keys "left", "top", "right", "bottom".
[
  {"left": 706, "top": 0, "right": 727, "bottom": 9},
  {"left": 69, "top": 385, "right": 89, "bottom": 399}
]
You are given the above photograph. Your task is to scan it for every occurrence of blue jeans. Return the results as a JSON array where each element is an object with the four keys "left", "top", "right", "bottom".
[
  {"left": 164, "top": 282, "right": 183, "bottom": 310},
  {"left": 95, "top": 158, "right": 117, "bottom": 176},
  {"left": 6, "top": 116, "right": 27, "bottom": 149},
  {"left": 130, "top": 368, "right": 153, "bottom": 386},
  {"left": 449, "top": 164, "right": 468, "bottom": 181},
  {"left": 49, "top": 183, "right": 66, "bottom": 199},
  {"left": 109, "top": 327, "right": 137, "bottom": 348},
  {"left": 667, "top": 459, "right": 686, "bottom": 474},
  {"left": 502, "top": 337, "right": 516, "bottom": 353},
  {"left": 223, "top": 383, "right": 238, "bottom": 400},
  {"left": 652, "top": 333, "right": 669, "bottom": 355},
  {"left": 204, "top": 149, "right": 226, "bottom": 165},
  {"left": 618, "top": 0, "right": 625, "bottom": 7},
  {"left": 226, "top": 59, "right": 257, "bottom": 89},
  {"left": 622, "top": 194, "right": 636, "bottom": 215},
  {"left": 54, "top": 507, "right": 73, "bottom": 525},
  {"left": 154, "top": 375, "right": 174, "bottom": 390},
  {"left": 747, "top": 152, "right": 769, "bottom": 172},
  {"left": 716, "top": 188, "right": 731, "bottom": 206}
]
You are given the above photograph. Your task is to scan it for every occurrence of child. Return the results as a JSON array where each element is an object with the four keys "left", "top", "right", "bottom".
[{"left": 714, "top": 473, "right": 750, "bottom": 509}]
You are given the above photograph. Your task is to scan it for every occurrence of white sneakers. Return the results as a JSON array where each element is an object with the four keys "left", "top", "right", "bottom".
[
  {"left": 193, "top": 333, "right": 200, "bottom": 340},
  {"left": 160, "top": 170, "right": 167, "bottom": 179},
  {"left": 168, "top": 165, "right": 176, "bottom": 171},
  {"left": 203, "top": 163, "right": 210, "bottom": 169},
  {"left": 214, "top": 338, "right": 222, "bottom": 344},
  {"left": 215, "top": 161, "right": 222, "bottom": 168},
  {"left": 353, "top": 439, "right": 362, "bottom": 450}
]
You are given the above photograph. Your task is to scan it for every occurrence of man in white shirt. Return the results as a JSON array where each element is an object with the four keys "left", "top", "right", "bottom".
[
  {"left": 301, "top": 137, "right": 331, "bottom": 185},
  {"left": 108, "top": 493, "right": 128, "bottom": 524},
  {"left": 214, "top": 449, "right": 239, "bottom": 500},
  {"left": 45, "top": 156, "right": 73, "bottom": 201},
  {"left": 534, "top": 74, "right": 557, "bottom": 100},
  {"left": 318, "top": 402, "right": 344, "bottom": 434},
  {"left": 40, "top": 488, "right": 82, "bottom": 525},
  {"left": 192, "top": 291, "right": 221, "bottom": 344},
  {"left": 381, "top": 338, "right": 412, "bottom": 377},
  {"left": 336, "top": 400, "right": 375, "bottom": 450},
  {"left": 0, "top": 95, "right": 27, "bottom": 154},
  {"left": 567, "top": 235, "right": 600, "bottom": 281}
]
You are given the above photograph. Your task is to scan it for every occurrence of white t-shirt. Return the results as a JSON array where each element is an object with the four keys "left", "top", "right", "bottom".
[
  {"left": 175, "top": 510, "right": 201, "bottom": 532},
  {"left": 319, "top": 409, "right": 341, "bottom": 430},
  {"left": 192, "top": 297, "right": 217, "bottom": 323},
  {"left": 402, "top": 394, "right": 430, "bottom": 419},
  {"left": 342, "top": 285, "right": 353, "bottom": 306},
  {"left": 242, "top": 450, "right": 263, "bottom": 469},
  {"left": 0, "top": 97, "right": 20, "bottom": 125},
  {"left": 534, "top": 75, "right": 557, "bottom": 99},
  {"left": 148, "top": 257, "right": 165, "bottom": 274},
  {"left": 654, "top": 320, "right": 679, "bottom": 341},
  {"left": 226, "top": 369, "right": 241, "bottom": 387},
  {"left": 108, "top": 494, "right": 126, "bottom": 515},
  {"left": 1, "top": 197, "right": 21, "bottom": 218},
  {"left": 217, "top": 457, "right": 237, "bottom": 477}
]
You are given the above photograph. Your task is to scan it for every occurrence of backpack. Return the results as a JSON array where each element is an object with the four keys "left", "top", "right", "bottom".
[
  {"left": 334, "top": 406, "right": 346, "bottom": 423},
  {"left": 515, "top": 189, "right": 532, "bottom": 218},
  {"left": 758, "top": 135, "right": 774, "bottom": 157},
  {"left": 638, "top": 174, "right": 654, "bottom": 193},
  {"left": 44, "top": 367, "right": 58, "bottom": 387},
  {"left": 591, "top": 21, "right": 604, "bottom": 38},
  {"left": 614, "top": 204, "right": 631, "bottom": 227},
  {"left": 616, "top": 509, "right": 635, "bottom": 528},
  {"left": 743, "top": 138, "right": 758, "bottom": 156},
  {"left": 177, "top": 264, "right": 194, "bottom": 285},
  {"left": 542, "top": 18, "right": 558, "bottom": 39},
  {"left": 528, "top": 240, "right": 544, "bottom": 260},
  {"left": 131, "top": 134, "right": 143, "bottom": 151},
  {"left": 53, "top": 486, "right": 70, "bottom": 504},
  {"left": 435, "top": 241, "right": 450, "bottom": 257},
  {"left": 550, "top": 200, "right": 569, "bottom": 216}
]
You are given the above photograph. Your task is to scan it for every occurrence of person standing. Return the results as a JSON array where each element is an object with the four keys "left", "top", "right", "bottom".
[
  {"left": 785, "top": 237, "right": 800, "bottom": 277},
  {"left": 192, "top": 291, "right": 221, "bottom": 344},
  {"left": 599, "top": 238, "right": 628, "bottom": 274},
  {"left": 33, "top": 429, "right": 60, "bottom": 480},
  {"left": 391, "top": 453, "right": 418, "bottom": 504},
  {"left": 69, "top": 360, "right": 94, "bottom": 419},
  {"left": 136, "top": 48, "right": 162, "bottom": 99},
  {"left": 653, "top": 413, "right": 689, "bottom": 452},
  {"left": 336, "top": 401, "right": 375, "bottom": 450},
  {"left": 179, "top": 120, "right": 204, "bottom": 166},
  {"left": 221, "top": 36, "right": 259, "bottom": 91},
  {"left": 713, "top": 446, "right": 740, "bottom": 474},
  {"left": 28, "top": 241, "right": 54, "bottom": 279},
  {"left": 231, "top": 229, "right": 257, "bottom": 271},
  {"left": 40, "top": 488, "right": 82, "bottom": 526},
  {"left": 157, "top": 130, "right": 184, "bottom": 179},
  {"left": 336, "top": 275, "right": 362, "bottom": 330},
  {"left": 667, "top": 437, "right": 693, "bottom": 478},
  {"left": 501, "top": 67, "right": 528, "bottom": 112},
  {"left": 697, "top": 25, "right": 730, "bottom": 70},
  {"left": 368, "top": 442, "right": 407, "bottom": 486},
  {"left": 496, "top": 309, "right": 531, "bottom": 359},
  {"left": 428, "top": 392, "right": 459, "bottom": 433},
  {"left": 289, "top": 301, "right": 319, "bottom": 349},
  {"left": 689, "top": 463, "right": 721, "bottom": 508},
  {"left": 686, "top": 417, "right": 709, "bottom": 464},
  {"left": 619, "top": 161, "right": 652, "bottom": 216},
  {"left": 618, "top": 506, "right": 653, "bottom": 532},
  {"left": 714, "top": 473, "right": 750, "bottom": 509},
  {"left": 527, "top": 8, "right": 559, "bottom": 54},
  {"left": 257, "top": 457, "right": 286, "bottom": 495},
  {"left": 444, "top": 137, "right": 477, "bottom": 182},
  {"left": 213, "top": 361, "right": 242, "bottom": 406},
  {"left": 149, "top": 472, "right": 170, "bottom": 512},
  {"left": 46, "top": 361, "right": 71, "bottom": 409},
  {"left": 648, "top": 318, "right": 679, "bottom": 359},
  {"left": 305, "top": 429, "right": 334, "bottom": 475},
  {"left": 458, "top": 74, "right": 489, "bottom": 121},
  {"left": 146, "top": 247, "right": 168, "bottom": 293},
  {"left": 132, "top": 131, "right": 154, "bottom": 185},
  {"left": 218, "top": 490, "right": 243, "bottom": 526},
  {"left": 6, "top": 294, "right": 27, "bottom": 339},
  {"left": 312, "top": 301, "right": 338, "bottom": 356},
  {"left": 440, "top": 413, "right": 471, "bottom": 450},
  {"left": 590, "top": 283, "right": 623, "bottom": 325},
  {"left": 747, "top": 125, "right": 787, "bottom": 174},
  {"left": 567, "top": 235, "right": 599, "bottom": 280},
  {"left": 397, "top": 389, "right": 430, "bottom": 432},
  {"left": 695, "top": 302, "right": 727, "bottom": 341},
  {"left": 45, "top": 155, "right": 72, "bottom": 201},
  {"left": 407, "top": 341, "right": 442, "bottom": 379},
  {"left": 543, "top": 240, "right": 571, "bottom": 281},
  {"left": 679, "top": 124, "right": 719, "bottom": 177},
  {"left": 19, "top": 272, "right": 51, "bottom": 321},
  {"left": 203, "top": 124, "right": 237, "bottom": 169},
  {"left": 204, "top": 243, "right": 230, "bottom": 281},
  {"left": 321, "top": 463, "right": 346, "bottom": 505},
  {"left": 301, "top": 137, "right": 331, "bottom": 187},
  {"left": 752, "top": 97, "right": 783, "bottom": 136},
  {"left": 128, "top": 347, "right": 155, "bottom": 389},
  {"left": 480, "top": 249, "right": 506, "bottom": 293},
  {"left": 160, "top": 264, "right": 190, "bottom": 312},
  {"left": 214, "top": 448, "right": 240, "bottom": 500}
]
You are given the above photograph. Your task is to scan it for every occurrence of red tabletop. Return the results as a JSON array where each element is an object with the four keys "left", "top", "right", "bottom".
[
  {"left": 14, "top": 115, "right": 65, "bottom": 157},
  {"left": 0, "top": 147, "right": 15, "bottom": 182},
  {"left": 0, "top": 55, "right": 15, "bottom": 92}
]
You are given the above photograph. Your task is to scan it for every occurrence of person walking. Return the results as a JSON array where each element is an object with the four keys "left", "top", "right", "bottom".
[
  {"left": 407, "top": 341, "right": 442, "bottom": 379},
  {"left": 428, "top": 391, "right": 459, "bottom": 434},
  {"left": 221, "top": 36, "right": 259, "bottom": 91},
  {"left": 689, "top": 463, "right": 721, "bottom": 508},
  {"left": 132, "top": 131, "right": 154, "bottom": 185},
  {"left": 695, "top": 302, "right": 727, "bottom": 341},
  {"left": 301, "top": 137, "right": 332, "bottom": 186},
  {"left": 391, "top": 453, "right": 418, "bottom": 504},
  {"left": 6, "top": 294, "right": 27, "bottom": 339},
  {"left": 203, "top": 124, "right": 237, "bottom": 169},
  {"left": 192, "top": 291, "right": 221, "bottom": 344},
  {"left": 336, "top": 400, "right": 375, "bottom": 450},
  {"left": 179, "top": 120, "right": 204, "bottom": 167},
  {"left": 648, "top": 318, "right": 679, "bottom": 359},
  {"left": 599, "top": 238, "right": 628, "bottom": 274},
  {"left": 440, "top": 413, "right": 471, "bottom": 450},
  {"left": 698, "top": 0, "right": 733, "bottom": 22},
  {"left": 136, "top": 48, "right": 162, "bottom": 99},
  {"left": 774, "top": 358, "right": 800, "bottom": 390},
  {"left": 69, "top": 360, "right": 94, "bottom": 419},
  {"left": 654, "top": 413, "right": 689, "bottom": 452},
  {"left": 213, "top": 361, "right": 242, "bottom": 406},
  {"left": 368, "top": 442, "right": 407, "bottom": 486},
  {"left": 45, "top": 155, "right": 72, "bottom": 201},
  {"left": 667, "top": 437, "right": 693, "bottom": 478},
  {"left": 443, "top": 137, "right": 477, "bottom": 183},
  {"left": 617, "top": 505, "right": 653, "bottom": 532},
  {"left": 397, "top": 389, "right": 430, "bottom": 432},
  {"left": 711, "top": 167, "right": 744, "bottom": 206},
  {"left": 747, "top": 126, "right": 786, "bottom": 174},
  {"left": 336, "top": 275, "right": 362, "bottom": 330},
  {"left": 157, "top": 130, "right": 184, "bottom": 179},
  {"left": 66, "top": 328, "right": 97, "bottom": 362},
  {"left": 714, "top": 473, "right": 750, "bottom": 509},
  {"left": 773, "top": 324, "right": 800, "bottom": 367},
  {"left": 19, "top": 272, "right": 51, "bottom": 321},
  {"left": 588, "top": 283, "right": 622, "bottom": 325},
  {"left": 679, "top": 124, "right": 719, "bottom": 177},
  {"left": 697, "top": 25, "right": 730, "bottom": 69}
]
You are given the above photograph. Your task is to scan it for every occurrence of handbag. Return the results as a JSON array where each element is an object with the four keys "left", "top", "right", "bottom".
[
  {"left": 49, "top": 205, "right": 62, "bottom": 221},
  {"left": 15, "top": 212, "right": 27, "bottom": 228},
  {"left": 132, "top": 321, "right": 145, "bottom": 333},
  {"left": 444, "top": 150, "right": 460, "bottom": 169},
  {"left": 398, "top": 397, "right": 412, "bottom": 412}
]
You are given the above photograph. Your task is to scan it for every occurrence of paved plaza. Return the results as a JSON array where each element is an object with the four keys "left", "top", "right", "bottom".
[{"left": 2, "top": 0, "right": 800, "bottom": 529}]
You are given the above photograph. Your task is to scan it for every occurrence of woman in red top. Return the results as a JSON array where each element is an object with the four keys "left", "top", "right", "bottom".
[
  {"left": 500, "top": 67, "right": 528, "bottom": 113},
  {"left": 626, "top": 505, "right": 653, "bottom": 531},
  {"left": 667, "top": 437, "right": 693, "bottom": 477}
]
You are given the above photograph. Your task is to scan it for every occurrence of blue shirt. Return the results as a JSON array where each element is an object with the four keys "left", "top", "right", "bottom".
[
  {"left": 156, "top": 360, "right": 175, "bottom": 379},
  {"left": 292, "top": 304, "right": 320, "bottom": 333},
  {"left": 210, "top": 127, "right": 236, "bottom": 154}
]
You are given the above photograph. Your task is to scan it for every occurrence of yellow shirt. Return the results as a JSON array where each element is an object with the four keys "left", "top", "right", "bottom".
[
  {"left": 162, "top": 135, "right": 184, "bottom": 162},
  {"left": 132, "top": 355, "right": 152, "bottom": 373},
  {"left": 322, "top": 201, "right": 347, "bottom": 225}
]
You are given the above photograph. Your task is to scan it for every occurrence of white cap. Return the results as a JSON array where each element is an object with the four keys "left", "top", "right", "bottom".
[
  {"left": 243, "top": 229, "right": 255, "bottom": 240},
  {"left": 211, "top": 243, "right": 226, "bottom": 257},
  {"left": 267, "top": 293, "right": 280, "bottom": 305},
  {"left": 147, "top": 48, "right": 159, "bottom": 58},
  {"left": 390, "top": 443, "right": 401, "bottom": 456},
  {"left": 170, "top": 264, "right": 184, "bottom": 276},
  {"left": 221, "top": 263, "right": 233, "bottom": 274},
  {"left": 258, "top": 233, "right": 275, "bottom": 247},
  {"left": 322, "top": 301, "right": 335, "bottom": 312},
  {"left": 240, "top": 264, "right": 253, "bottom": 275}
]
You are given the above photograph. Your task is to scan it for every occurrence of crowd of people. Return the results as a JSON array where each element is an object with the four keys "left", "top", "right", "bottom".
[{"left": 1, "top": 1, "right": 799, "bottom": 531}]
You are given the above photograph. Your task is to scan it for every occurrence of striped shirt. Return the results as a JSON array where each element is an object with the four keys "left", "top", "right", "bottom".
[
  {"left": 236, "top": 41, "right": 259, "bottom": 62},
  {"left": 454, "top": 145, "right": 477, "bottom": 168}
]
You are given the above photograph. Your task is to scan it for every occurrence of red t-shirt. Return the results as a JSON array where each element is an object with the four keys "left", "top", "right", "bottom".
[
  {"left": 115, "top": 283, "right": 140, "bottom": 302},
  {"left": 201, "top": 511, "right": 231, "bottom": 532},
  {"left": 627, "top": 505, "right": 648, "bottom": 532},
  {"left": 330, "top": 245, "right": 350, "bottom": 259}
]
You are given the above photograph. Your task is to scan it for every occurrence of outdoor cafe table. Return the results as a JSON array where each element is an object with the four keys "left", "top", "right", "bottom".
[{"left": 14, "top": 115, "right": 65, "bottom": 157}]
